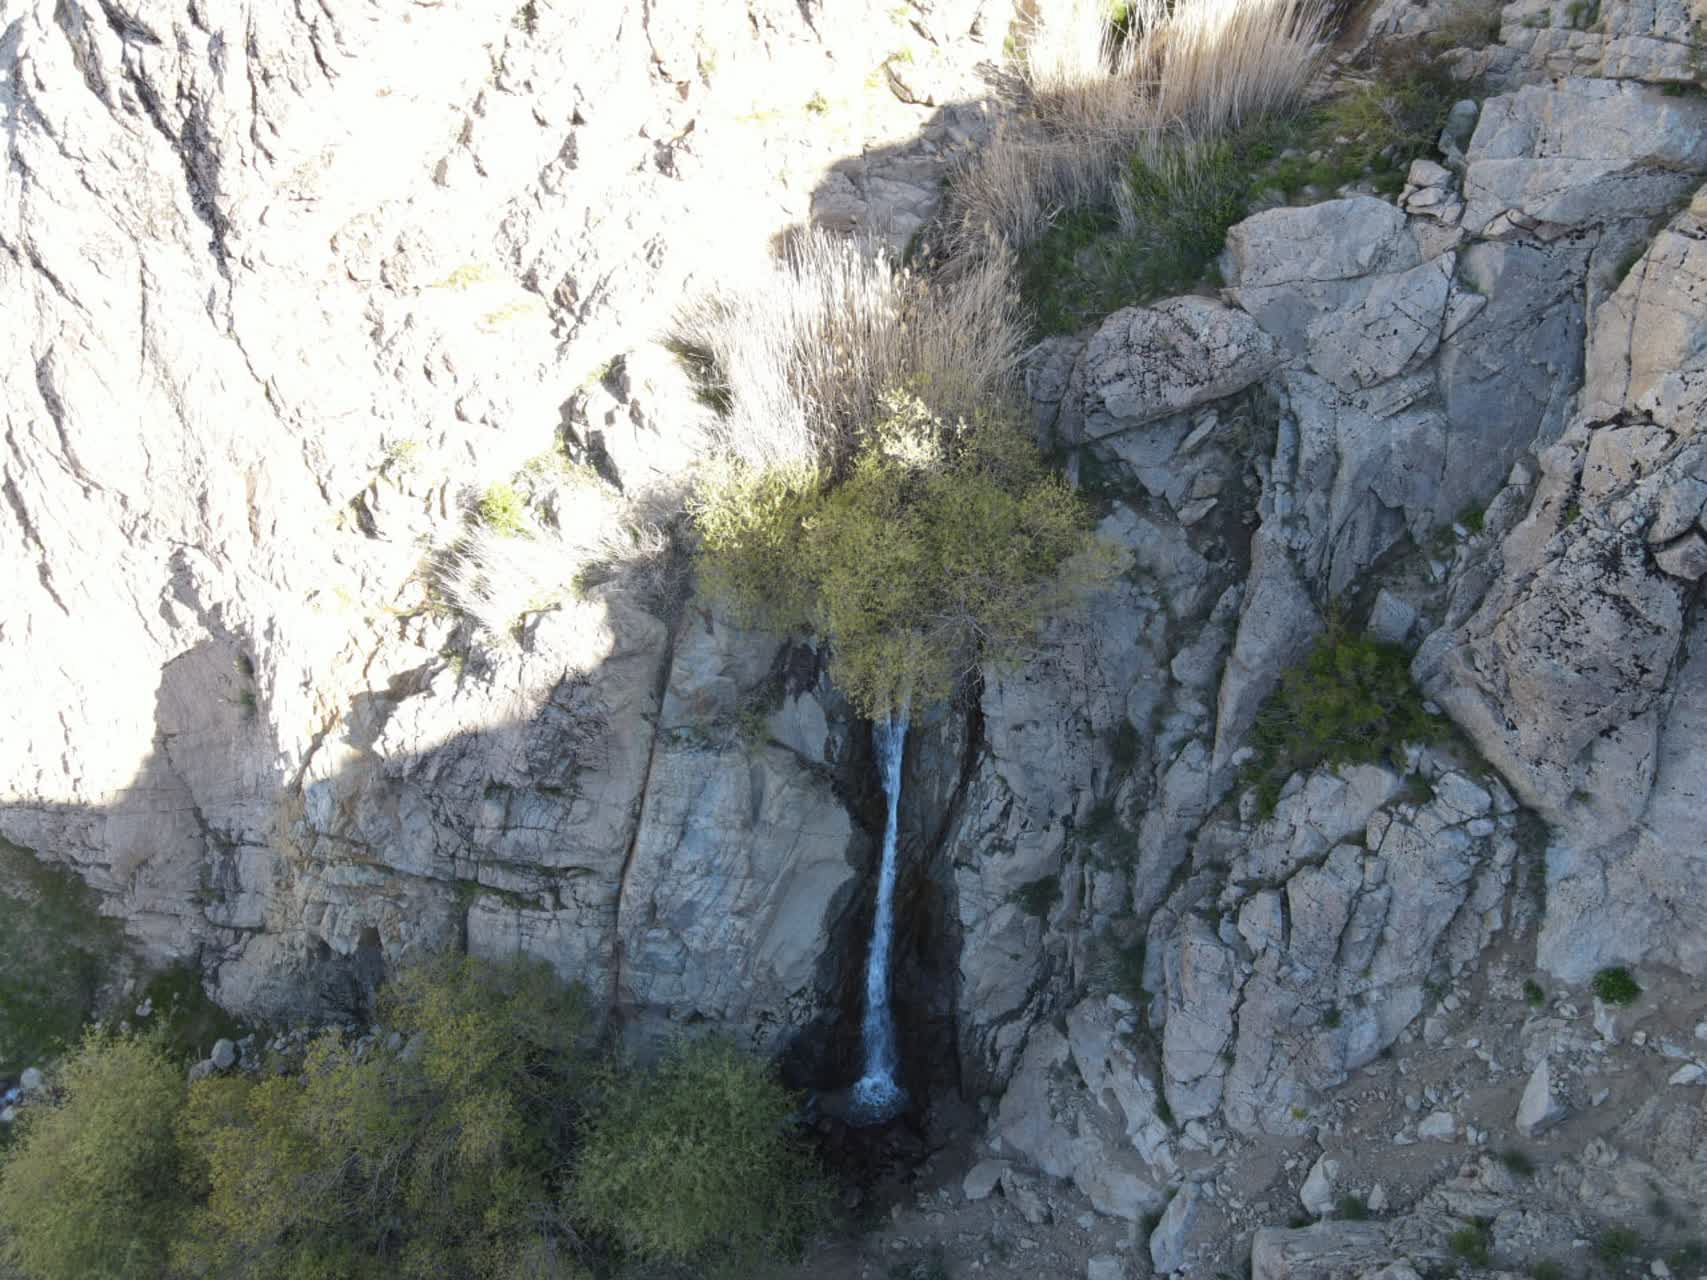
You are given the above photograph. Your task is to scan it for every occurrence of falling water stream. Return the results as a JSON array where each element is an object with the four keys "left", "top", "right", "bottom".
[{"left": 849, "top": 709, "right": 909, "bottom": 1125}]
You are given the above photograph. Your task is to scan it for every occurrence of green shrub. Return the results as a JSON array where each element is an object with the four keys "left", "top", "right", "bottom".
[
  {"left": 0, "top": 841, "right": 123, "bottom": 1074},
  {"left": 1522, "top": 979, "right": 1546, "bottom": 1008},
  {"left": 1530, "top": 1261, "right": 1565, "bottom": 1280},
  {"left": 177, "top": 955, "right": 588, "bottom": 1279},
  {"left": 1242, "top": 618, "right": 1441, "bottom": 815},
  {"left": 1449, "top": 1224, "right": 1492, "bottom": 1266},
  {"left": 1598, "top": 1226, "right": 1639, "bottom": 1263},
  {"left": 1591, "top": 967, "right": 1641, "bottom": 1006},
  {"left": 1499, "top": 1148, "right": 1536, "bottom": 1177},
  {"left": 477, "top": 482, "right": 529, "bottom": 537},
  {"left": 695, "top": 392, "right": 1112, "bottom": 716},
  {"left": 0, "top": 1028, "right": 191, "bottom": 1280},
  {"left": 1014, "top": 875, "right": 1063, "bottom": 918},
  {"left": 1337, "top": 1194, "right": 1369, "bottom": 1220},
  {"left": 568, "top": 1037, "right": 826, "bottom": 1266}
]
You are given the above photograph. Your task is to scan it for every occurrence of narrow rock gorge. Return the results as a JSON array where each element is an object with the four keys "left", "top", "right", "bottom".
[{"left": 5, "top": 0, "right": 1707, "bottom": 1277}]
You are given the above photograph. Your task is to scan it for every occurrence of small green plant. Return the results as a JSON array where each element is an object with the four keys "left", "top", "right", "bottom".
[
  {"left": 1522, "top": 979, "right": 1546, "bottom": 1007},
  {"left": 1563, "top": 499, "right": 1583, "bottom": 524},
  {"left": 1322, "top": 1006, "right": 1343, "bottom": 1030},
  {"left": 889, "top": 1248, "right": 952, "bottom": 1280},
  {"left": 806, "top": 91, "right": 830, "bottom": 114},
  {"left": 1530, "top": 1261, "right": 1565, "bottom": 1280},
  {"left": 236, "top": 688, "right": 257, "bottom": 718},
  {"left": 1591, "top": 967, "right": 1641, "bottom": 1006},
  {"left": 385, "top": 437, "right": 424, "bottom": 472},
  {"left": 1669, "top": 1241, "right": 1706, "bottom": 1271},
  {"left": 1015, "top": 875, "right": 1063, "bottom": 919},
  {"left": 1499, "top": 1148, "right": 1536, "bottom": 1177},
  {"left": 1457, "top": 503, "right": 1486, "bottom": 534},
  {"left": 1597, "top": 1226, "right": 1639, "bottom": 1264},
  {"left": 1564, "top": 0, "right": 1599, "bottom": 28},
  {"left": 1338, "top": 1194, "right": 1370, "bottom": 1220},
  {"left": 1449, "top": 1224, "right": 1493, "bottom": 1266},
  {"left": 476, "top": 481, "right": 529, "bottom": 537},
  {"left": 1241, "top": 617, "right": 1441, "bottom": 816}
]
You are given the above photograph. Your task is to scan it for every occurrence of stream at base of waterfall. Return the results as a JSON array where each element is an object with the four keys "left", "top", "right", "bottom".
[{"left": 849, "top": 710, "right": 909, "bottom": 1125}]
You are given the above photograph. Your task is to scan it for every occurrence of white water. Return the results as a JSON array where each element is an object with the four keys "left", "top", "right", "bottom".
[{"left": 850, "top": 709, "right": 909, "bottom": 1124}]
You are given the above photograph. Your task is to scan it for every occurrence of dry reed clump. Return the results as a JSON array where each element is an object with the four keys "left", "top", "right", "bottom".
[
  {"left": 669, "top": 226, "right": 1027, "bottom": 475},
  {"left": 437, "top": 473, "right": 683, "bottom": 642},
  {"left": 942, "top": 0, "right": 1332, "bottom": 271}
]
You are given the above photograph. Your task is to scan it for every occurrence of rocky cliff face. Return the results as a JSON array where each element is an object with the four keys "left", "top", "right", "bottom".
[
  {"left": 8, "top": 0, "right": 1707, "bottom": 1267},
  {"left": 0, "top": 0, "right": 1009, "bottom": 1054}
]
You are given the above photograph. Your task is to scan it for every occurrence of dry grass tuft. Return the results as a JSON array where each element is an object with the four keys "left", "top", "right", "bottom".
[
  {"left": 941, "top": 0, "right": 1332, "bottom": 275},
  {"left": 437, "top": 472, "right": 683, "bottom": 642},
  {"left": 670, "top": 227, "right": 1026, "bottom": 475}
]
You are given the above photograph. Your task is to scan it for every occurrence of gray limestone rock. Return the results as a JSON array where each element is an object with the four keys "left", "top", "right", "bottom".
[
  {"left": 1075, "top": 298, "right": 1283, "bottom": 440},
  {"left": 1517, "top": 1056, "right": 1569, "bottom": 1136}
]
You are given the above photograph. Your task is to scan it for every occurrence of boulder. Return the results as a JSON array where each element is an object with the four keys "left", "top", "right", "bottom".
[
  {"left": 1150, "top": 1183, "right": 1204, "bottom": 1273},
  {"left": 1301, "top": 1155, "right": 1340, "bottom": 1217},
  {"left": 1517, "top": 1056, "right": 1568, "bottom": 1136},
  {"left": 963, "top": 1159, "right": 1008, "bottom": 1202},
  {"left": 1074, "top": 298, "right": 1283, "bottom": 440},
  {"left": 210, "top": 1039, "right": 238, "bottom": 1071}
]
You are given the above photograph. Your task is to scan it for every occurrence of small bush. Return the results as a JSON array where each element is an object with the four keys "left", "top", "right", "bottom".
[
  {"left": 1522, "top": 979, "right": 1546, "bottom": 1008},
  {"left": 477, "top": 481, "right": 529, "bottom": 537},
  {"left": 569, "top": 1037, "right": 826, "bottom": 1265},
  {"left": 1322, "top": 1006, "right": 1343, "bottom": 1029},
  {"left": 0, "top": 1028, "right": 191, "bottom": 1280},
  {"left": 1015, "top": 875, "right": 1063, "bottom": 918},
  {"left": 1449, "top": 1224, "right": 1492, "bottom": 1266},
  {"left": 1530, "top": 1261, "right": 1565, "bottom": 1280},
  {"left": 1591, "top": 967, "right": 1641, "bottom": 1006},
  {"left": 1498, "top": 1148, "right": 1536, "bottom": 1177},
  {"left": 1337, "top": 1194, "right": 1369, "bottom": 1220},
  {"left": 1242, "top": 618, "right": 1441, "bottom": 815},
  {"left": 1598, "top": 1226, "right": 1640, "bottom": 1263}
]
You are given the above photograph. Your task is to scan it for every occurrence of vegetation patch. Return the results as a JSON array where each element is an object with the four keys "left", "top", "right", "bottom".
[
  {"left": 1591, "top": 966, "right": 1642, "bottom": 1006},
  {"left": 1241, "top": 618, "right": 1442, "bottom": 816},
  {"left": 570, "top": 1036, "right": 826, "bottom": 1266},
  {"left": 1014, "top": 874, "right": 1063, "bottom": 918},
  {"left": 1449, "top": 1223, "right": 1493, "bottom": 1266},
  {"left": 1016, "top": 47, "right": 1462, "bottom": 336},
  {"left": 0, "top": 840, "right": 124, "bottom": 1075},
  {"left": 694, "top": 391, "right": 1113, "bottom": 716},
  {"left": 0, "top": 956, "right": 824, "bottom": 1280}
]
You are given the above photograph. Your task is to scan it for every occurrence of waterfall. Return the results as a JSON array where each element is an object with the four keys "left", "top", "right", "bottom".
[{"left": 850, "top": 708, "right": 909, "bottom": 1124}]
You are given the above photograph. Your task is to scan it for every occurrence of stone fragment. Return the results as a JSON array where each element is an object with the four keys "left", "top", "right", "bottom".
[
  {"left": 963, "top": 1159, "right": 1008, "bottom": 1202},
  {"left": 1150, "top": 1184, "right": 1202, "bottom": 1274},
  {"left": 18, "top": 1068, "right": 43, "bottom": 1094},
  {"left": 1367, "top": 591, "right": 1418, "bottom": 646},
  {"left": 1418, "top": 1111, "right": 1458, "bottom": 1141},
  {"left": 1300, "top": 1155, "right": 1339, "bottom": 1217},
  {"left": 1517, "top": 1056, "right": 1568, "bottom": 1135}
]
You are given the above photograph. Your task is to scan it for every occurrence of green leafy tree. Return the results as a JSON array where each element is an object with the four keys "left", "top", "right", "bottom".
[
  {"left": 175, "top": 956, "right": 588, "bottom": 1280},
  {"left": 0, "top": 1028, "right": 191, "bottom": 1280},
  {"left": 695, "top": 391, "right": 1115, "bottom": 716},
  {"left": 568, "top": 1037, "right": 826, "bottom": 1267}
]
